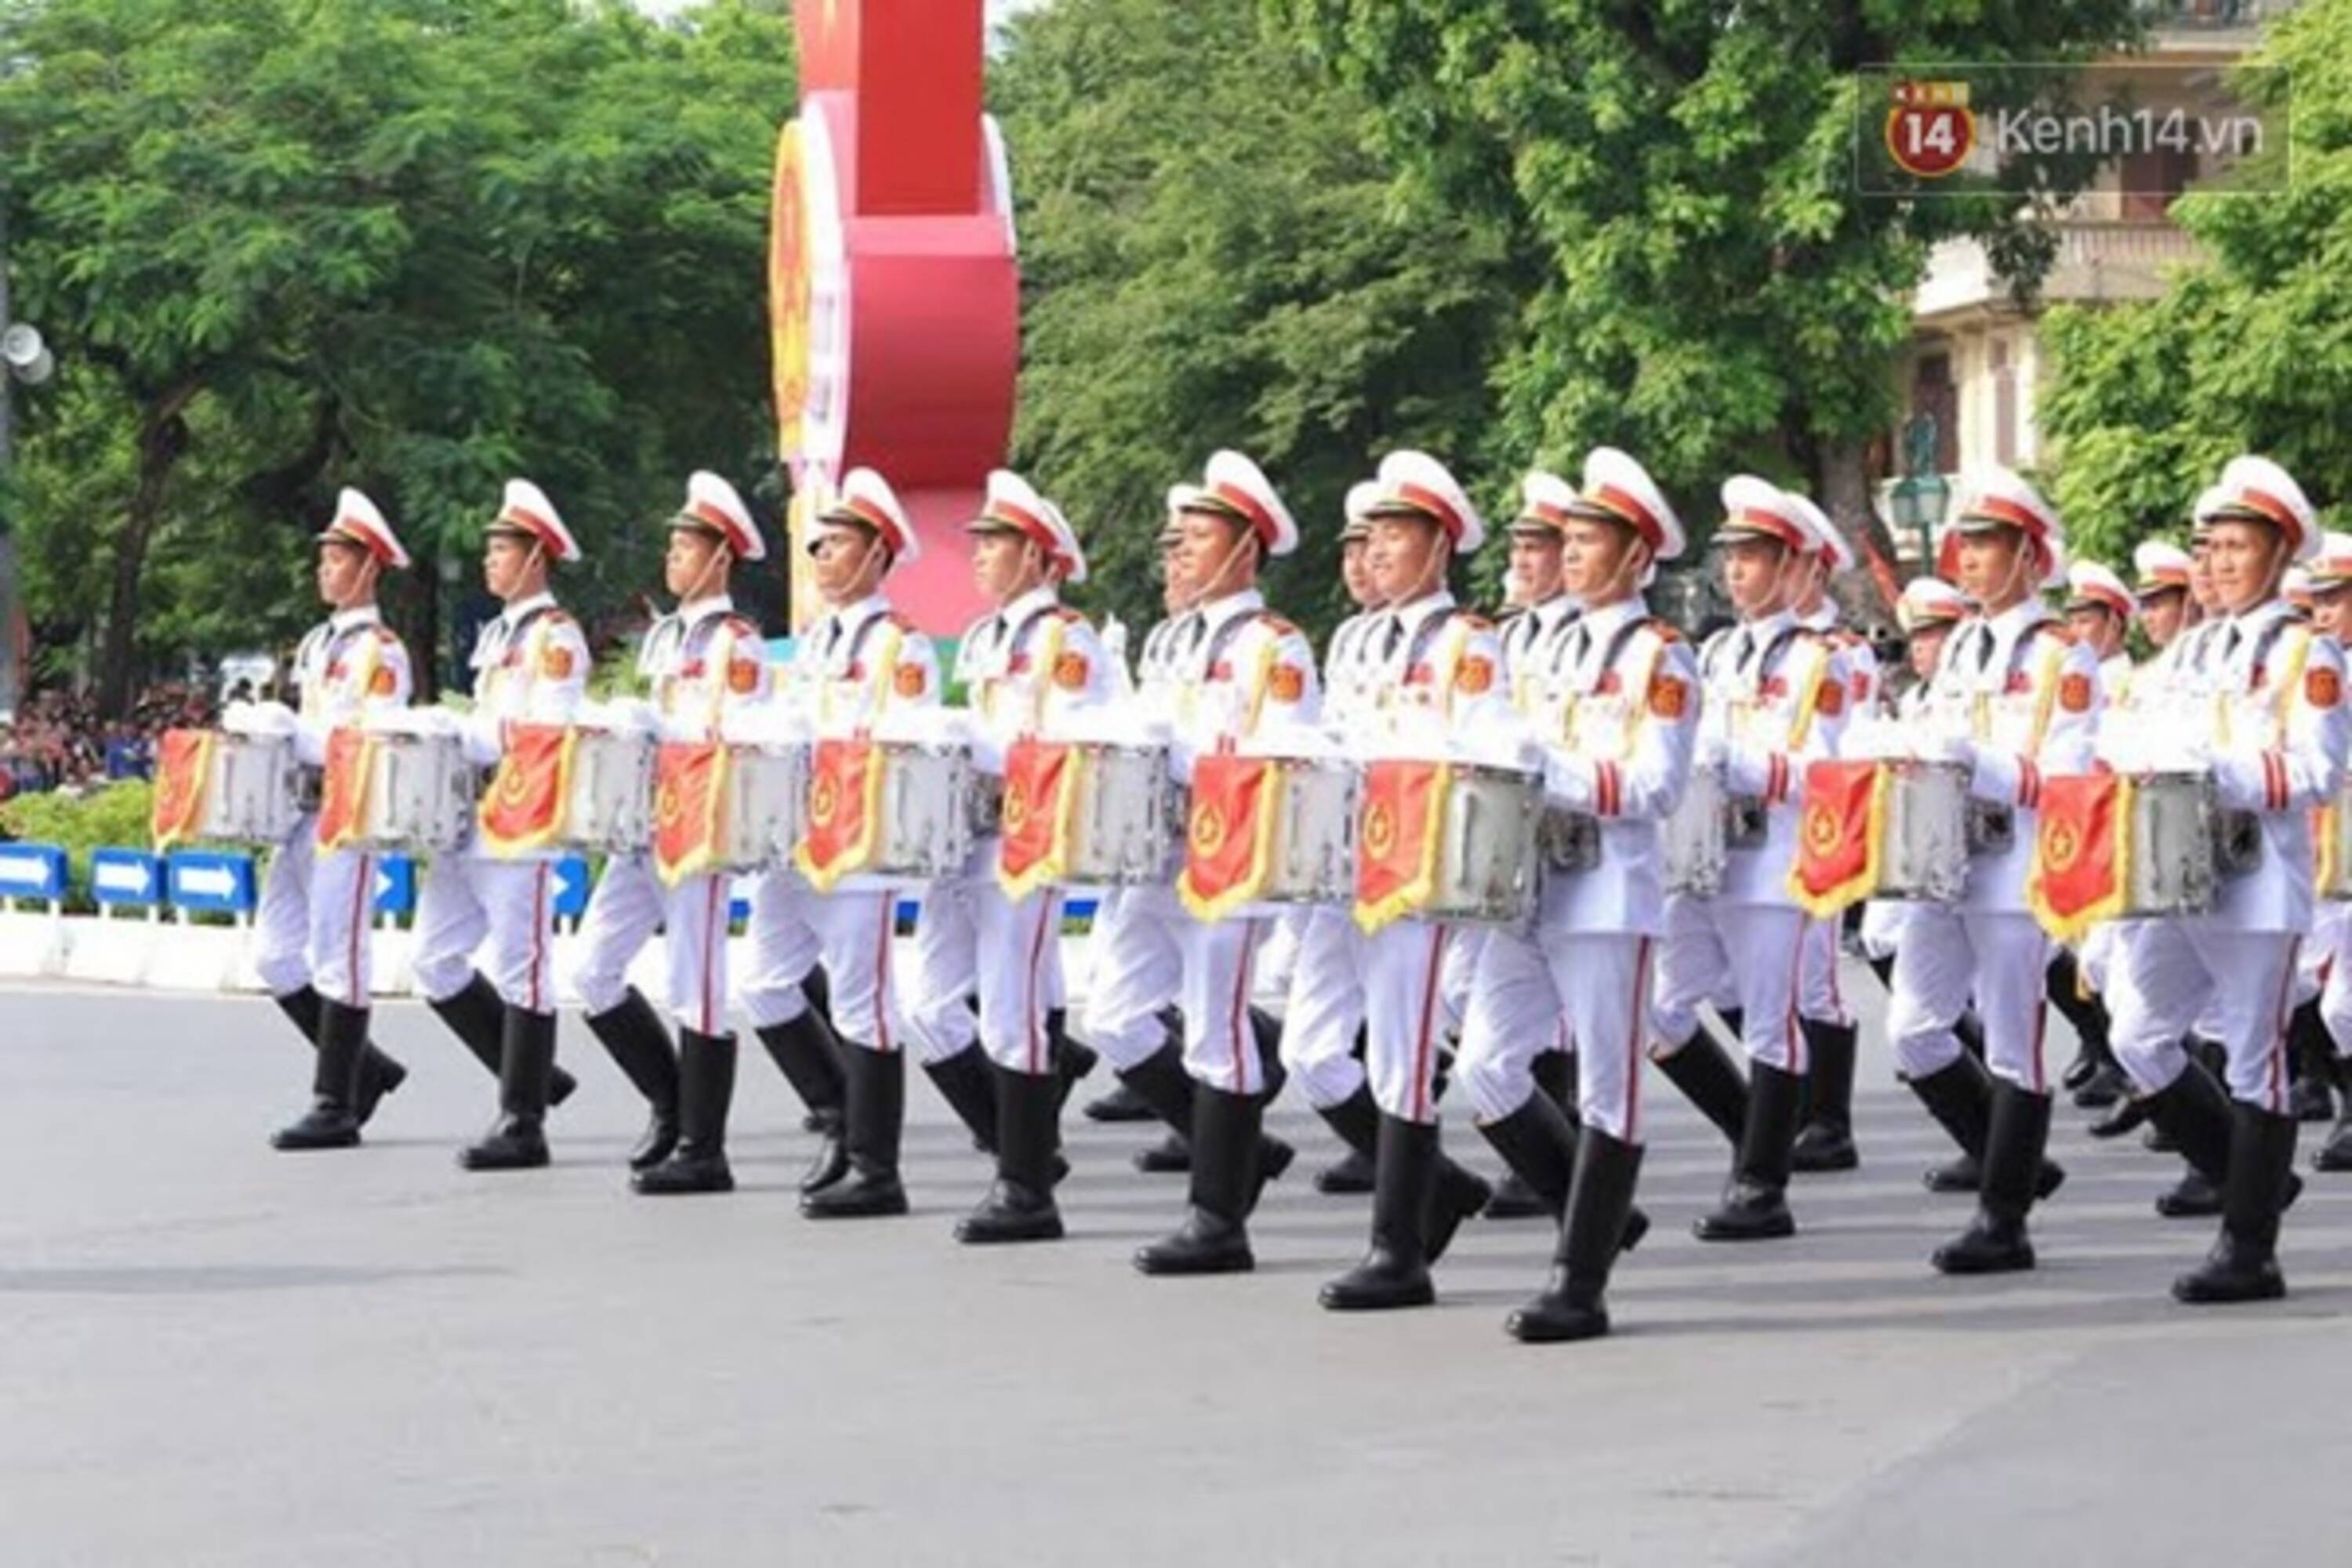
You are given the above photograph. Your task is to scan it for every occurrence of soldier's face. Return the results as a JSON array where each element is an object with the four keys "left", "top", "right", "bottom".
[
  {"left": 808, "top": 524, "right": 884, "bottom": 606},
  {"left": 1721, "top": 538, "right": 1789, "bottom": 616},
  {"left": 666, "top": 528, "right": 729, "bottom": 601},
  {"left": 315, "top": 541, "right": 377, "bottom": 610},
  {"left": 1176, "top": 510, "right": 1254, "bottom": 601},
  {"left": 1158, "top": 542, "right": 1191, "bottom": 612},
  {"left": 2065, "top": 604, "right": 2123, "bottom": 659},
  {"left": 2206, "top": 519, "right": 2288, "bottom": 613},
  {"left": 1954, "top": 527, "right": 2030, "bottom": 608},
  {"left": 1560, "top": 517, "right": 1642, "bottom": 603},
  {"left": 1506, "top": 530, "right": 1564, "bottom": 606},
  {"left": 2314, "top": 586, "right": 2352, "bottom": 640},
  {"left": 1367, "top": 514, "right": 1444, "bottom": 602},
  {"left": 972, "top": 530, "right": 1047, "bottom": 606},
  {"left": 1910, "top": 622, "right": 1954, "bottom": 681},
  {"left": 483, "top": 535, "right": 545, "bottom": 603},
  {"left": 2138, "top": 589, "right": 2187, "bottom": 647},
  {"left": 2189, "top": 543, "right": 2220, "bottom": 610},
  {"left": 1339, "top": 537, "right": 1377, "bottom": 608}
]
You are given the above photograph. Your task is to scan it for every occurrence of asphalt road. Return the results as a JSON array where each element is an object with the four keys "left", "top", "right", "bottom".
[{"left": 4, "top": 978, "right": 2350, "bottom": 1566}]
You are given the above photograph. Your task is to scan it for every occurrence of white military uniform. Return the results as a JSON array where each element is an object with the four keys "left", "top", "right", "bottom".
[
  {"left": 739, "top": 590, "right": 939, "bottom": 1052},
  {"left": 408, "top": 590, "right": 590, "bottom": 1013},
  {"left": 1079, "top": 584, "right": 1319, "bottom": 1094},
  {"left": 1457, "top": 594, "right": 1699, "bottom": 1140},
  {"left": 1792, "top": 596, "right": 1875, "bottom": 1033},
  {"left": 907, "top": 584, "right": 1112, "bottom": 1073},
  {"left": 252, "top": 602, "right": 416, "bottom": 1007}
]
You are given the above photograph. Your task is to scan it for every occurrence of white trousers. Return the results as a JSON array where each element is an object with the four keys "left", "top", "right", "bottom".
[
  {"left": 1796, "top": 917, "right": 1852, "bottom": 1027},
  {"left": 572, "top": 854, "right": 664, "bottom": 1018},
  {"left": 1362, "top": 918, "right": 1460, "bottom": 1125},
  {"left": 2106, "top": 921, "right": 2299, "bottom": 1112},
  {"left": 1279, "top": 908, "right": 1370, "bottom": 1111},
  {"left": 1651, "top": 898, "right": 1806, "bottom": 1073},
  {"left": 662, "top": 872, "right": 736, "bottom": 1038},
  {"left": 254, "top": 822, "right": 376, "bottom": 1008},
  {"left": 1457, "top": 924, "right": 1653, "bottom": 1142},
  {"left": 904, "top": 843, "right": 1064, "bottom": 1073},
  {"left": 1885, "top": 905, "right": 2051, "bottom": 1091},
  {"left": 1075, "top": 884, "right": 1268, "bottom": 1095},
  {"left": 412, "top": 854, "right": 558, "bottom": 1013},
  {"left": 739, "top": 872, "right": 903, "bottom": 1053}
]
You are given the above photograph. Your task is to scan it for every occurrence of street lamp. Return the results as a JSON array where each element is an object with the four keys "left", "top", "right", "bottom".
[{"left": 1888, "top": 412, "right": 1949, "bottom": 570}]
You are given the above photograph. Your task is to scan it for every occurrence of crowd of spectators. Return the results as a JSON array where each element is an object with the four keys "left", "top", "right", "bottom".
[{"left": 0, "top": 683, "right": 216, "bottom": 803}]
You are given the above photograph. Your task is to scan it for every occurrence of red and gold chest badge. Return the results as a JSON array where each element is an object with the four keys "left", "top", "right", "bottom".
[
  {"left": 1268, "top": 663, "right": 1305, "bottom": 704},
  {"left": 1454, "top": 655, "right": 1494, "bottom": 696},
  {"left": 542, "top": 646, "right": 575, "bottom": 681},
  {"left": 893, "top": 662, "right": 927, "bottom": 699},
  {"left": 2059, "top": 672, "right": 2093, "bottom": 713},
  {"left": 1052, "top": 652, "right": 1090, "bottom": 692},
  {"left": 728, "top": 659, "right": 760, "bottom": 695},
  {"left": 1815, "top": 679, "right": 1846, "bottom": 718},
  {"left": 2308, "top": 666, "right": 2343, "bottom": 710},
  {"left": 1647, "top": 673, "right": 1689, "bottom": 720}
]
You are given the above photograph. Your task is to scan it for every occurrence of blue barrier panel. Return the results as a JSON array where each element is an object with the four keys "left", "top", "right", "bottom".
[
  {"left": 372, "top": 856, "right": 418, "bottom": 919},
  {"left": 552, "top": 855, "right": 592, "bottom": 921},
  {"left": 91, "top": 848, "right": 163, "bottom": 908},
  {"left": 0, "top": 843, "right": 68, "bottom": 902},
  {"left": 167, "top": 851, "right": 259, "bottom": 916}
]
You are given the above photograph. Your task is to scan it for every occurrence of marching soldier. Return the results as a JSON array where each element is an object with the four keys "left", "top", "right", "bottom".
[
  {"left": 1084, "top": 452, "right": 1317, "bottom": 1273},
  {"left": 1650, "top": 479, "right": 1854, "bottom": 1241},
  {"left": 622, "top": 473, "right": 776, "bottom": 1195},
  {"left": 1856, "top": 577, "right": 1972, "bottom": 984},
  {"left": 263, "top": 490, "right": 418, "bottom": 1150},
  {"left": 2049, "top": 561, "right": 2139, "bottom": 1114},
  {"left": 1456, "top": 448, "right": 1697, "bottom": 1341},
  {"left": 1303, "top": 449, "right": 1502, "bottom": 1311},
  {"left": 1886, "top": 469, "right": 2092, "bottom": 1274},
  {"left": 737, "top": 469, "right": 942, "bottom": 1218},
  {"left": 903, "top": 470, "right": 1113, "bottom": 1242},
  {"left": 409, "top": 481, "right": 590, "bottom": 1170},
  {"left": 2105, "top": 457, "right": 2347, "bottom": 1301},
  {"left": 2306, "top": 532, "right": 2352, "bottom": 1170}
]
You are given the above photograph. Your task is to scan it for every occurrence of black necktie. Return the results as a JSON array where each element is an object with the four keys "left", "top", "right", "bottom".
[
  {"left": 1380, "top": 617, "right": 1404, "bottom": 663},
  {"left": 2222, "top": 623, "right": 2244, "bottom": 666},
  {"left": 1973, "top": 625, "right": 1995, "bottom": 671},
  {"left": 822, "top": 617, "right": 844, "bottom": 659},
  {"left": 1559, "top": 623, "right": 1592, "bottom": 680}
]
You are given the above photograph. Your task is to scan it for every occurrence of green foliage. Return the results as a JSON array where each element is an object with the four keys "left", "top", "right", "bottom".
[
  {"left": 0, "top": 780, "right": 154, "bottom": 909},
  {"left": 0, "top": 0, "right": 797, "bottom": 703},
  {"left": 993, "top": 0, "right": 1520, "bottom": 639},
  {"left": 2042, "top": 0, "right": 2350, "bottom": 563}
]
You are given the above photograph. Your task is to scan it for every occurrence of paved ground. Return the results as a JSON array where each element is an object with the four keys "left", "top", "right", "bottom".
[{"left": 4, "top": 977, "right": 2351, "bottom": 1566}]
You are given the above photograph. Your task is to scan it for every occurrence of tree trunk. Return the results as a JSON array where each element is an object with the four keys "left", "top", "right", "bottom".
[
  {"left": 1817, "top": 436, "right": 1902, "bottom": 622},
  {"left": 94, "top": 390, "right": 198, "bottom": 719}
]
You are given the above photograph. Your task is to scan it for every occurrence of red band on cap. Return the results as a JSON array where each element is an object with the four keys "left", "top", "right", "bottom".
[
  {"left": 2234, "top": 486, "right": 2300, "bottom": 535},
  {"left": 2074, "top": 585, "right": 2132, "bottom": 619},
  {"left": 2138, "top": 566, "right": 2190, "bottom": 590},
  {"left": 1521, "top": 500, "right": 1573, "bottom": 529},
  {"left": 688, "top": 498, "right": 746, "bottom": 548},
  {"left": 842, "top": 496, "right": 904, "bottom": 552},
  {"left": 985, "top": 498, "right": 1065, "bottom": 565},
  {"left": 331, "top": 517, "right": 396, "bottom": 566},
  {"left": 1391, "top": 481, "right": 1463, "bottom": 543},
  {"left": 1728, "top": 509, "right": 1806, "bottom": 551},
  {"left": 1206, "top": 481, "right": 1279, "bottom": 546},
  {"left": 1588, "top": 484, "right": 1663, "bottom": 550},
  {"left": 499, "top": 506, "right": 564, "bottom": 557},
  {"left": 1965, "top": 495, "right": 2045, "bottom": 536}
]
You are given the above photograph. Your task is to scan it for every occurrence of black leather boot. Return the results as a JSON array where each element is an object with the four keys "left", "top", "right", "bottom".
[
  {"left": 2288, "top": 1001, "right": 2336, "bottom": 1123},
  {"left": 1653, "top": 1028, "right": 1748, "bottom": 1145},
  {"left": 1933, "top": 1080, "right": 2048, "bottom": 1274},
  {"left": 1049, "top": 1008, "right": 1098, "bottom": 1111},
  {"left": 803, "top": 1045, "right": 907, "bottom": 1218},
  {"left": 1790, "top": 1019, "right": 1860, "bottom": 1174},
  {"left": 1694, "top": 1059, "right": 1802, "bottom": 1241},
  {"left": 586, "top": 988, "right": 680, "bottom": 1171},
  {"left": 271, "top": 996, "right": 372, "bottom": 1150},
  {"left": 1135, "top": 1085, "right": 1260, "bottom": 1275},
  {"left": 2314, "top": 1052, "right": 2352, "bottom": 1171},
  {"left": 924, "top": 1044, "right": 999, "bottom": 1154},
  {"left": 757, "top": 1012, "right": 848, "bottom": 1194},
  {"left": 1120, "top": 1043, "right": 1290, "bottom": 1197},
  {"left": 1315, "top": 1144, "right": 1376, "bottom": 1194},
  {"left": 1911, "top": 1050, "right": 1991, "bottom": 1193},
  {"left": 631, "top": 1029, "right": 737, "bottom": 1195},
  {"left": 956, "top": 1063, "right": 1065, "bottom": 1243},
  {"left": 1507, "top": 1128, "right": 1645, "bottom": 1344},
  {"left": 273, "top": 985, "right": 407, "bottom": 1127},
  {"left": 1477, "top": 1090, "right": 1650, "bottom": 1254},
  {"left": 1487, "top": 1052, "right": 1572, "bottom": 1216},
  {"left": 1085, "top": 1081, "right": 1157, "bottom": 1122},
  {"left": 2049, "top": 949, "right": 2104, "bottom": 1094},
  {"left": 457, "top": 1006, "right": 556, "bottom": 1171},
  {"left": 2140, "top": 1054, "right": 2302, "bottom": 1218},
  {"left": 1320, "top": 1114, "right": 1440, "bottom": 1311},
  {"left": 1250, "top": 1006, "right": 1288, "bottom": 1102},
  {"left": 430, "top": 970, "right": 576, "bottom": 1105},
  {"left": 1314, "top": 1084, "right": 1379, "bottom": 1192},
  {"left": 2175, "top": 1100, "right": 2296, "bottom": 1305}
]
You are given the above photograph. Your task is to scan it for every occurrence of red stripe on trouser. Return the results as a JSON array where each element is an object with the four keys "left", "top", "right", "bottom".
[
  {"left": 1625, "top": 937, "right": 1651, "bottom": 1142},
  {"left": 701, "top": 877, "right": 722, "bottom": 1035},
  {"left": 1229, "top": 919, "right": 1260, "bottom": 1091},
  {"left": 1410, "top": 926, "right": 1450, "bottom": 1120},
  {"left": 1784, "top": 924, "right": 1805, "bottom": 1073},
  {"left": 1024, "top": 896, "right": 1052, "bottom": 1074},
  {"left": 2267, "top": 940, "right": 2301, "bottom": 1112},
  {"left": 2030, "top": 997, "right": 2047, "bottom": 1093},
  {"left": 873, "top": 898, "right": 895, "bottom": 1053},
  {"left": 345, "top": 854, "right": 372, "bottom": 1007},
  {"left": 529, "top": 865, "right": 550, "bottom": 1014}
]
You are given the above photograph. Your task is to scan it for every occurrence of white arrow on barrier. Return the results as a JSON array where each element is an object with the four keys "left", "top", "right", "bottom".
[
  {"left": 178, "top": 864, "right": 241, "bottom": 901},
  {"left": 0, "top": 856, "right": 54, "bottom": 891},
  {"left": 375, "top": 867, "right": 397, "bottom": 902},
  {"left": 556, "top": 860, "right": 586, "bottom": 902},
  {"left": 95, "top": 860, "right": 157, "bottom": 898}
]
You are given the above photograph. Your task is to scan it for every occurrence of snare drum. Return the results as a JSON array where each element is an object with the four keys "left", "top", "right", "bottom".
[
  {"left": 1876, "top": 760, "right": 1970, "bottom": 904},
  {"left": 558, "top": 725, "right": 656, "bottom": 854},
  {"left": 864, "top": 738, "right": 976, "bottom": 880},
  {"left": 2119, "top": 771, "right": 2259, "bottom": 918},
  {"left": 352, "top": 729, "right": 474, "bottom": 854},
  {"left": 1060, "top": 741, "right": 1179, "bottom": 886},
  {"left": 713, "top": 743, "right": 807, "bottom": 873},
  {"left": 1413, "top": 761, "right": 1543, "bottom": 926},
  {"left": 1664, "top": 766, "right": 1729, "bottom": 898},
  {"left": 1258, "top": 753, "right": 1358, "bottom": 905},
  {"left": 195, "top": 731, "right": 305, "bottom": 845}
]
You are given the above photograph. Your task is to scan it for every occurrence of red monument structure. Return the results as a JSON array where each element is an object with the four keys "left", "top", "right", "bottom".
[{"left": 771, "top": 0, "right": 1020, "bottom": 633}]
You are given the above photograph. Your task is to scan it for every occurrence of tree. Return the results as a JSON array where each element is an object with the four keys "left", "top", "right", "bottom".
[
  {"left": 0, "top": 0, "right": 797, "bottom": 710},
  {"left": 2039, "top": 0, "right": 2343, "bottom": 565},
  {"left": 993, "top": 0, "right": 1520, "bottom": 641},
  {"left": 1276, "top": 0, "right": 2144, "bottom": 606}
]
